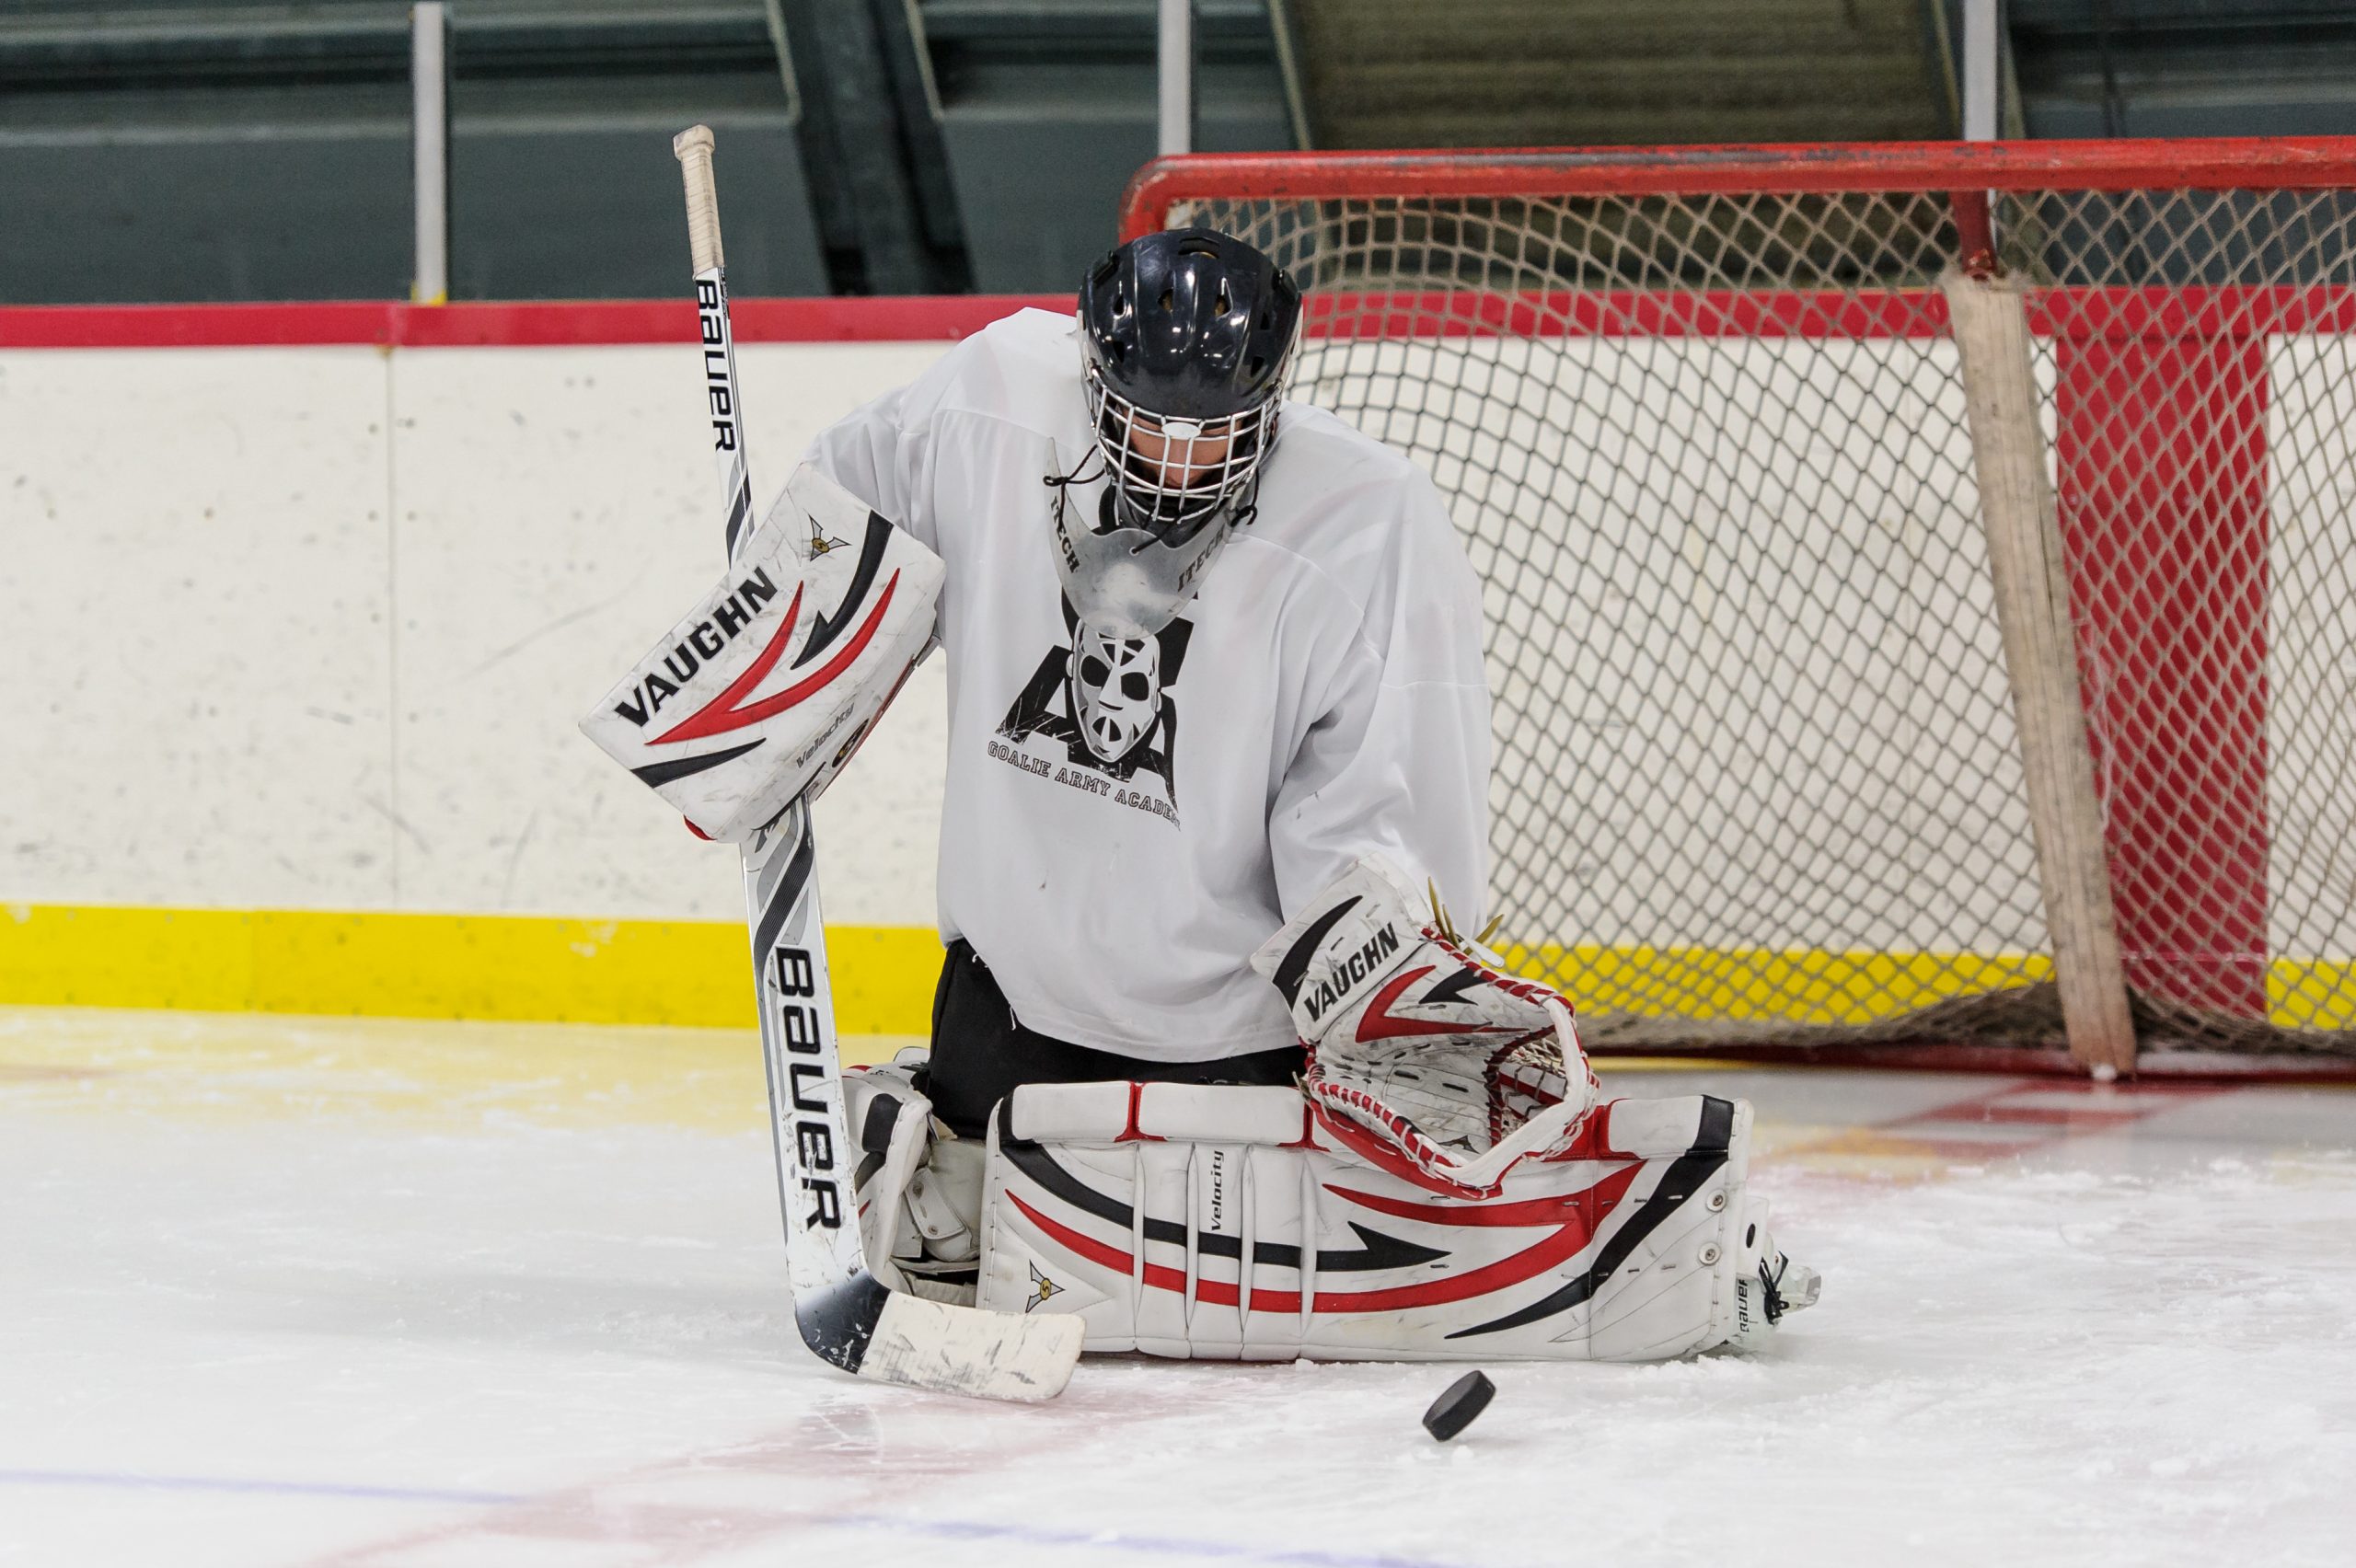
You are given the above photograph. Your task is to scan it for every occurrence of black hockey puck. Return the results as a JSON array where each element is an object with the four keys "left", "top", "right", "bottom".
[{"left": 1421, "top": 1370, "right": 1495, "bottom": 1442}]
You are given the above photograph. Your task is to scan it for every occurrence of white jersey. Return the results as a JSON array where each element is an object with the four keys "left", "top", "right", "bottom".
[{"left": 801, "top": 308, "right": 1491, "bottom": 1062}]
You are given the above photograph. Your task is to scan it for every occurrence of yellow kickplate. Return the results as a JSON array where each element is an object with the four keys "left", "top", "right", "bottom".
[
  {"left": 0, "top": 904, "right": 941, "bottom": 1033},
  {"left": 14, "top": 903, "right": 2350, "bottom": 1034}
]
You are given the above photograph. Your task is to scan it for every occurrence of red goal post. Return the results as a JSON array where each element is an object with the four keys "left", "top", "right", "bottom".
[{"left": 1121, "top": 140, "right": 2356, "bottom": 1078}]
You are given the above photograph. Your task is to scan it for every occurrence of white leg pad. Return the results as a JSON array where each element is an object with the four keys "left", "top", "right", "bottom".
[{"left": 976, "top": 1083, "right": 1772, "bottom": 1362}]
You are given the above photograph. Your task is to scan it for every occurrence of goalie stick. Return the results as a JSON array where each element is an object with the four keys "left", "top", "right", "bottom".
[{"left": 670, "top": 125, "right": 1082, "bottom": 1401}]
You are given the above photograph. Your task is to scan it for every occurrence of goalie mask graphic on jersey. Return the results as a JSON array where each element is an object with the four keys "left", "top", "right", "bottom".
[
  {"left": 1067, "top": 625, "right": 1161, "bottom": 764},
  {"left": 996, "top": 599, "right": 1191, "bottom": 811}
]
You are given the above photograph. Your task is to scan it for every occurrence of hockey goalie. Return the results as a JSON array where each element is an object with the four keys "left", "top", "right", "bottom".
[{"left": 589, "top": 225, "right": 1819, "bottom": 1363}]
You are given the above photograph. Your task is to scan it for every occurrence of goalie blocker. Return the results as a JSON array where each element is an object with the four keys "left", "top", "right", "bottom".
[{"left": 581, "top": 463, "right": 944, "bottom": 842}]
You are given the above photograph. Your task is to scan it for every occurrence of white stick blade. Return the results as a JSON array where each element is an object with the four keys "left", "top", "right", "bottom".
[{"left": 859, "top": 1294, "right": 1085, "bottom": 1403}]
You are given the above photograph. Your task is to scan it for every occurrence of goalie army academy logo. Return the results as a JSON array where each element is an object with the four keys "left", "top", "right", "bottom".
[{"left": 989, "top": 599, "right": 1191, "bottom": 826}]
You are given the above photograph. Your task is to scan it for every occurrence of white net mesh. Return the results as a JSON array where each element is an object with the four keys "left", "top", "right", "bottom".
[{"left": 1162, "top": 156, "right": 2356, "bottom": 1060}]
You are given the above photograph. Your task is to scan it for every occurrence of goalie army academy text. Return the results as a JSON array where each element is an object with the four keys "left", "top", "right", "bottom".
[{"left": 987, "top": 740, "right": 1183, "bottom": 826}]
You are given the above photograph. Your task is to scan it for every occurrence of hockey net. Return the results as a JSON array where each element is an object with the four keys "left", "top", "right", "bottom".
[{"left": 1123, "top": 142, "right": 2356, "bottom": 1069}]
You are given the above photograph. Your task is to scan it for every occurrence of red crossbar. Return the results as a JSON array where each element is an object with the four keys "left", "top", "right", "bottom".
[{"left": 1119, "top": 137, "right": 2356, "bottom": 239}]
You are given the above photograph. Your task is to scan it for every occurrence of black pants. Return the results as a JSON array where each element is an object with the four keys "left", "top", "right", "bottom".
[{"left": 924, "top": 939, "right": 1304, "bottom": 1138}]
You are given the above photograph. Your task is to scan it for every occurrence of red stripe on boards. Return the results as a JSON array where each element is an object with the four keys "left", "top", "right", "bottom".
[
  {"left": 12, "top": 285, "right": 2356, "bottom": 351},
  {"left": 0, "top": 295, "right": 1072, "bottom": 350}
]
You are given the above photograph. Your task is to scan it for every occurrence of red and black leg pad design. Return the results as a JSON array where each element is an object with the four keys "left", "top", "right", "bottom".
[{"left": 974, "top": 1081, "right": 1773, "bottom": 1362}]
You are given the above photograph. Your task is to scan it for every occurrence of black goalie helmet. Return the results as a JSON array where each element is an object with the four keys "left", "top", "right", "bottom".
[{"left": 1051, "top": 227, "right": 1303, "bottom": 639}]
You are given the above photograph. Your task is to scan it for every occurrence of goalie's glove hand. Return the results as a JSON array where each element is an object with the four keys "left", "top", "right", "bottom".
[{"left": 1250, "top": 856, "right": 1599, "bottom": 1199}]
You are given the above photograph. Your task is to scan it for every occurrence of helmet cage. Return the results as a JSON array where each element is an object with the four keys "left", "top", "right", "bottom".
[{"left": 1084, "top": 360, "right": 1287, "bottom": 544}]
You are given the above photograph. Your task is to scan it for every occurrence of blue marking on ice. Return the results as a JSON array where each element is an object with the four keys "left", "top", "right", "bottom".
[
  {"left": 0, "top": 1470, "right": 1496, "bottom": 1567},
  {"left": 803, "top": 1511, "right": 1497, "bottom": 1568}
]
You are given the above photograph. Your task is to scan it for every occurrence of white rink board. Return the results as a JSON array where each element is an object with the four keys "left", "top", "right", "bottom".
[
  {"left": 0, "top": 340, "right": 949, "bottom": 927},
  {"left": 380, "top": 343, "right": 948, "bottom": 924},
  {"left": 6, "top": 331, "right": 2355, "bottom": 962},
  {"left": 0, "top": 349, "right": 398, "bottom": 907}
]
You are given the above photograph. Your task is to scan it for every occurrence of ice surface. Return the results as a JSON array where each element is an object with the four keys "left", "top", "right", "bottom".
[{"left": 4, "top": 1007, "right": 2353, "bottom": 1568}]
